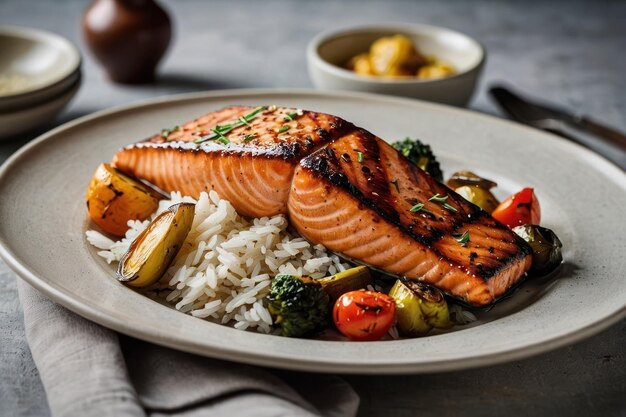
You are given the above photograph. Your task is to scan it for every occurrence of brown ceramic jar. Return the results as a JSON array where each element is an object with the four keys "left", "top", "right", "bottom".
[{"left": 82, "top": 0, "right": 171, "bottom": 84}]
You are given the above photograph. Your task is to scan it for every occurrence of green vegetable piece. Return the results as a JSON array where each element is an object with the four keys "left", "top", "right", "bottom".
[
  {"left": 391, "top": 137, "right": 443, "bottom": 181},
  {"left": 267, "top": 274, "right": 330, "bottom": 338},
  {"left": 388, "top": 279, "right": 452, "bottom": 337},
  {"left": 513, "top": 225, "right": 563, "bottom": 276},
  {"left": 453, "top": 230, "right": 470, "bottom": 246},
  {"left": 318, "top": 266, "right": 373, "bottom": 302}
]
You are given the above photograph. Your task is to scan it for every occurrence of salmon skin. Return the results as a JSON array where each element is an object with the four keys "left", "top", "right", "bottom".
[{"left": 113, "top": 106, "right": 532, "bottom": 306}]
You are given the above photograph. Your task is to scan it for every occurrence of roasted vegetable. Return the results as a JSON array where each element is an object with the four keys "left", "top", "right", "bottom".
[
  {"left": 446, "top": 171, "right": 498, "bottom": 190},
  {"left": 492, "top": 187, "right": 541, "bottom": 227},
  {"left": 454, "top": 185, "right": 500, "bottom": 213},
  {"left": 392, "top": 137, "right": 443, "bottom": 181},
  {"left": 117, "top": 203, "right": 195, "bottom": 287},
  {"left": 369, "top": 34, "right": 427, "bottom": 77},
  {"left": 267, "top": 274, "right": 330, "bottom": 338},
  {"left": 346, "top": 53, "right": 374, "bottom": 76},
  {"left": 86, "top": 163, "right": 163, "bottom": 236},
  {"left": 318, "top": 266, "right": 373, "bottom": 302},
  {"left": 513, "top": 225, "right": 563, "bottom": 276},
  {"left": 388, "top": 279, "right": 451, "bottom": 337},
  {"left": 333, "top": 290, "right": 396, "bottom": 341}
]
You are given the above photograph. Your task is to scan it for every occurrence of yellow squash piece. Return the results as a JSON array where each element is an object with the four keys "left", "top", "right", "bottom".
[
  {"left": 86, "top": 163, "right": 163, "bottom": 237},
  {"left": 117, "top": 203, "right": 195, "bottom": 287}
]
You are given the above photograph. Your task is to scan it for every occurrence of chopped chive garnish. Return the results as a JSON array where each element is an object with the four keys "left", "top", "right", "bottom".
[
  {"left": 391, "top": 179, "right": 400, "bottom": 192},
  {"left": 160, "top": 125, "right": 180, "bottom": 138},
  {"left": 442, "top": 203, "right": 458, "bottom": 213},
  {"left": 410, "top": 203, "right": 425, "bottom": 212},
  {"left": 454, "top": 230, "right": 470, "bottom": 246},
  {"left": 429, "top": 193, "right": 448, "bottom": 203},
  {"left": 409, "top": 203, "right": 434, "bottom": 215},
  {"left": 357, "top": 151, "right": 363, "bottom": 163},
  {"left": 194, "top": 106, "right": 268, "bottom": 144},
  {"left": 278, "top": 125, "right": 290, "bottom": 134},
  {"left": 429, "top": 193, "right": 458, "bottom": 212},
  {"left": 284, "top": 111, "right": 298, "bottom": 122},
  {"left": 243, "top": 133, "right": 257, "bottom": 142}
]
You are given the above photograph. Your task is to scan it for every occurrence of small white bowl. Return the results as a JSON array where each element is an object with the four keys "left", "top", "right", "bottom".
[
  {"left": 0, "top": 25, "right": 81, "bottom": 112},
  {"left": 0, "top": 75, "right": 80, "bottom": 140},
  {"left": 307, "top": 24, "right": 485, "bottom": 106}
]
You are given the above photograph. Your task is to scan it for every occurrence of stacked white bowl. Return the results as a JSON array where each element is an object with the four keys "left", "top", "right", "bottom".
[{"left": 0, "top": 26, "right": 81, "bottom": 140}]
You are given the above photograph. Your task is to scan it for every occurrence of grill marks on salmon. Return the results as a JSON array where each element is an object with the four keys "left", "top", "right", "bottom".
[
  {"left": 288, "top": 131, "right": 532, "bottom": 306},
  {"left": 112, "top": 106, "right": 532, "bottom": 306}
]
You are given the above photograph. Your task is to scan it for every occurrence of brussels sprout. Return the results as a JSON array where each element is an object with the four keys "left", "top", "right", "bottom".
[
  {"left": 446, "top": 171, "right": 497, "bottom": 190},
  {"left": 118, "top": 203, "right": 195, "bottom": 287},
  {"left": 513, "top": 225, "right": 563, "bottom": 276},
  {"left": 318, "top": 266, "right": 373, "bottom": 303},
  {"left": 454, "top": 185, "right": 500, "bottom": 213},
  {"left": 388, "top": 279, "right": 452, "bottom": 337}
]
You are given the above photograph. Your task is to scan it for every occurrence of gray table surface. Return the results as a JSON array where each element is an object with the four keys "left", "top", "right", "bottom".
[{"left": 1, "top": 1, "right": 625, "bottom": 416}]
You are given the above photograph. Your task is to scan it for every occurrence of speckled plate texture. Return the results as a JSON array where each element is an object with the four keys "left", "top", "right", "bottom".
[{"left": 0, "top": 90, "right": 624, "bottom": 374}]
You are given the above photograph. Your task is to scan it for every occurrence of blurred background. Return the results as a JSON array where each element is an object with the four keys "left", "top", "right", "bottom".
[{"left": 2, "top": 0, "right": 625, "bottom": 124}]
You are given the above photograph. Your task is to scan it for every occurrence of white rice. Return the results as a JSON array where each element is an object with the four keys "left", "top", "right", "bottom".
[{"left": 86, "top": 190, "right": 350, "bottom": 333}]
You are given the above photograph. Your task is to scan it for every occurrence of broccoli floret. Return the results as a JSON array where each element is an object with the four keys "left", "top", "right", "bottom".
[
  {"left": 267, "top": 274, "right": 330, "bottom": 338},
  {"left": 392, "top": 137, "right": 443, "bottom": 181}
]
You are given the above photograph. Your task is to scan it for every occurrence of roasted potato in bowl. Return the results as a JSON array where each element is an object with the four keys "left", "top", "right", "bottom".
[{"left": 86, "top": 163, "right": 163, "bottom": 236}]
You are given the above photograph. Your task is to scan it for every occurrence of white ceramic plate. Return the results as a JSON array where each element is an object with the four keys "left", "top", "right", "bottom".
[{"left": 0, "top": 90, "right": 624, "bottom": 374}]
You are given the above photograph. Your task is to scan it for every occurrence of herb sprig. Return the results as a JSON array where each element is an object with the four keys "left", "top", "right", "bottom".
[
  {"left": 429, "top": 193, "right": 458, "bottom": 213},
  {"left": 161, "top": 125, "right": 181, "bottom": 138},
  {"left": 409, "top": 203, "right": 434, "bottom": 215},
  {"left": 194, "top": 106, "right": 268, "bottom": 144},
  {"left": 454, "top": 230, "right": 470, "bottom": 246}
]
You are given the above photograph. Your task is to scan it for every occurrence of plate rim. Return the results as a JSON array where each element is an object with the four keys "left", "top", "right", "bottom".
[{"left": 1, "top": 88, "right": 625, "bottom": 374}]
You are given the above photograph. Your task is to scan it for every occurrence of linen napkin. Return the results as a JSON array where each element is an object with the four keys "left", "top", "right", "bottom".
[{"left": 17, "top": 279, "right": 359, "bottom": 417}]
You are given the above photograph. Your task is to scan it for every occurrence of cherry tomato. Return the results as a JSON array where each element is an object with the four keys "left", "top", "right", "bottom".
[
  {"left": 492, "top": 187, "right": 541, "bottom": 228},
  {"left": 333, "top": 290, "right": 396, "bottom": 341}
]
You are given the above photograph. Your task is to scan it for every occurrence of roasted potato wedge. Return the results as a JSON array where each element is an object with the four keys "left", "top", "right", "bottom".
[
  {"left": 369, "top": 34, "right": 427, "bottom": 77},
  {"left": 86, "top": 163, "right": 163, "bottom": 236},
  {"left": 117, "top": 203, "right": 195, "bottom": 287}
]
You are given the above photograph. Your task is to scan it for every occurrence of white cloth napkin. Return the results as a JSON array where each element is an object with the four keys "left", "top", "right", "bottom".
[{"left": 17, "top": 279, "right": 359, "bottom": 417}]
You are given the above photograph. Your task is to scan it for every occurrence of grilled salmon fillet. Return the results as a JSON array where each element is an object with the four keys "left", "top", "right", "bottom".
[
  {"left": 113, "top": 106, "right": 532, "bottom": 306},
  {"left": 113, "top": 106, "right": 349, "bottom": 218}
]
